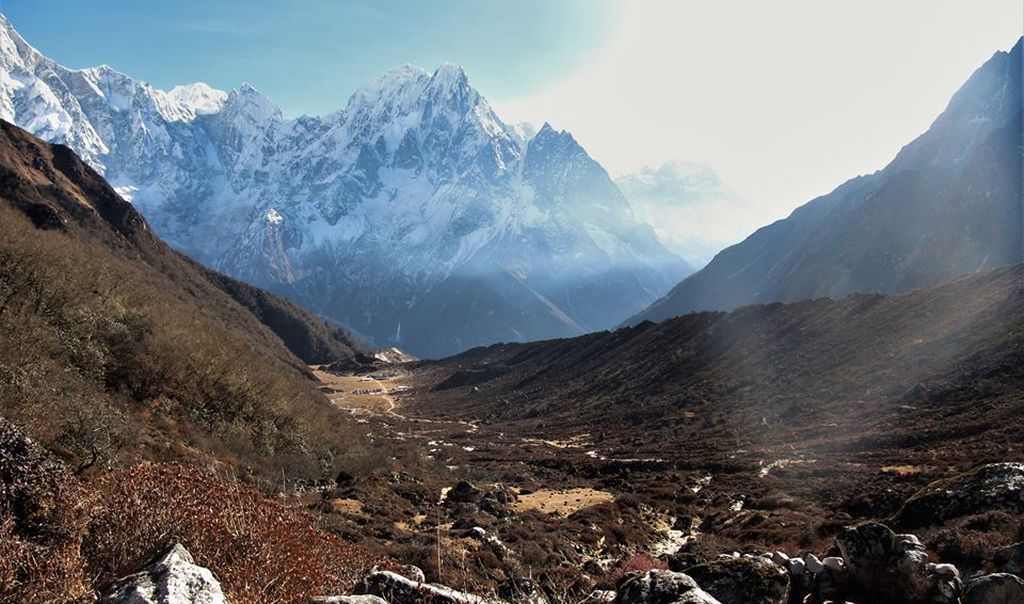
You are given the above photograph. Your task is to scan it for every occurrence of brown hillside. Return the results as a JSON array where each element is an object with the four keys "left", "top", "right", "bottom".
[
  {"left": 0, "top": 119, "right": 367, "bottom": 481},
  {"left": 413, "top": 264, "right": 1024, "bottom": 468}
]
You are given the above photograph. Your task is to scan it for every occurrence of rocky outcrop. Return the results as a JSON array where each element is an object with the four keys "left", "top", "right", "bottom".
[
  {"left": 682, "top": 556, "right": 788, "bottom": 604},
  {"left": 445, "top": 480, "right": 483, "bottom": 504},
  {"left": 834, "top": 522, "right": 960, "bottom": 604},
  {"left": 355, "top": 570, "right": 484, "bottom": 604},
  {"left": 613, "top": 570, "right": 722, "bottom": 604},
  {"left": 962, "top": 573, "right": 1024, "bottom": 604},
  {"left": 100, "top": 543, "right": 227, "bottom": 604},
  {"left": 892, "top": 463, "right": 1024, "bottom": 529},
  {"left": 712, "top": 521, "right": 985, "bottom": 604}
]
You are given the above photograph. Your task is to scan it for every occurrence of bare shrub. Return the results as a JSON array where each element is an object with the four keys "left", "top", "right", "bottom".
[{"left": 83, "top": 463, "right": 388, "bottom": 604}]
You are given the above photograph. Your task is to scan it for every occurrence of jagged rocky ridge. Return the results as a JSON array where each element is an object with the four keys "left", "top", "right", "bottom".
[
  {"left": 0, "top": 14, "right": 690, "bottom": 358},
  {"left": 632, "top": 37, "right": 1023, "bottom": 324}
]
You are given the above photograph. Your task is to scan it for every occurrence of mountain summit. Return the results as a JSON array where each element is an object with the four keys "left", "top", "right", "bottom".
[
  {"left": 632, "top": 37, "right": 1023, "bottom": 324},
  {"left": 0, "top": 15, "right": 690, "bottom": 357}
]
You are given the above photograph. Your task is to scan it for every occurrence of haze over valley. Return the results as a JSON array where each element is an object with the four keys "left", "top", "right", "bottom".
[{"left": 0, "top": 4, "right": 1021, "bottom": 604}]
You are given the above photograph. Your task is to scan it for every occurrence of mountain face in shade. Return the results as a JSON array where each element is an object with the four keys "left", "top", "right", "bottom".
[
  {"left": 615, "top": 162, "right": 773, "bottom": 268},
  {"left": 0, "top": 15, "right": 689, "bottom": 358},
  {"left": 632, "top": 38, "right": 1023, "bottom": 324}
]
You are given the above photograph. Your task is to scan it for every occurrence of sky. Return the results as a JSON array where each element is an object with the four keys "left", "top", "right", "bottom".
[{"left": 2, "top": 0, "right": 1021, "bottom": 218}]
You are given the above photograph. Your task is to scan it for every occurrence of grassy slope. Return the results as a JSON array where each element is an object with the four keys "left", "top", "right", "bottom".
[{"left": 0, "top": 119, "right": 370, "bottom": 481}]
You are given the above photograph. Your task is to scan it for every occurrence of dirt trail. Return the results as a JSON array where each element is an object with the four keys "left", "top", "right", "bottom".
[
  {"left": 312, "top": 367, "right": 477, "bottom": 434},
  {"left": 312, "top": 367, "right": 643, "bottom": 463}
]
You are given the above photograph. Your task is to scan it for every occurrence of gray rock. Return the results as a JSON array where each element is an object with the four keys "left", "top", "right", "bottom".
[
  {"left": 356, "top": 570, "right": 483, "bottom": 604},
  {"left": 962, "top": 573, "right": 1024, "bottom": 604},
  {"left": 100, "top": 544, "right": 226, "bottom": 604},
  {"left": 614, "top": 570, "right": 722, "bottom": 604},
  {"left": 787, "top": 558, "right": 805, "bottom": 576},
  {"left": 771, "top": 552, "right": 790, "bottom": 567},
  {"left": 803, "top": 554, "right": 825, "bottom": 574},
  {"left": 684, "top": 556, "right": 789, "bottom": 604},
  {"left": 893, "top": 463, "right": 1024, "bottom": 529},
  {"left": 836, "top": 522, "right": 962, "bottom": 604}
]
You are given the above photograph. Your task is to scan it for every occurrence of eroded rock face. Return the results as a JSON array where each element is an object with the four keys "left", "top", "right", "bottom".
[
  {"left": 613, "top": 570, "right": 722, "bottom": 604},
  {"left": 100, "top": 543, "right": 227, "bottom": 604},
  {"left": 962, "top": 573, "right": 1024, "bottom": 604},
  {"left": 893, "top": 463, "right": 1024, "bottom": 529},
  {"left": 682, "top": 556, "right": 788, "bottom": 604}
]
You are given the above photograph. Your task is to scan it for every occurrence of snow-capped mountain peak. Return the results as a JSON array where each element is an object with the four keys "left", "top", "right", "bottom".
[
  {"left": 226, "top": 82, "right": 281, "bottom": 122},
  {"left": 167, "top": 82, "right": 228, "bottom": 116},
  {"left": 0, "top": 14, "right": 691, "bottom": 357}
]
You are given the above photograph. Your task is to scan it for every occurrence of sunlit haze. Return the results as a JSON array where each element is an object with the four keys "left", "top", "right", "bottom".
[{"left": 495, "top": 1, "right": 1023, "bottom": 218}]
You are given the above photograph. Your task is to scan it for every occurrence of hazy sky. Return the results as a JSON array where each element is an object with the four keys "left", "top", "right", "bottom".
[
  {"left": 498, "top": 1, "right": 1023, "bottom": 216},
  {"left": 2, "top": 0, "right": 1021, "bottom": 217}
]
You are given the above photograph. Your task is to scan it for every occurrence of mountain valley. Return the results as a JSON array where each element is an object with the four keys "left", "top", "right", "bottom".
[
  {"left": 0, "top": 8, "right": 1022, "bottom": 604},
  {"left": 0, "top": 15, "right": 693, "bottom": 358}
]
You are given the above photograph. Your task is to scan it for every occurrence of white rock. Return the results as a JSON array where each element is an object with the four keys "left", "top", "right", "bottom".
[
  {"left": 100, "top": 543, "right": 226, "bottom": 604},
  {"left": 771, "top": 551, "right": 790, "bottom": 567},
  {"left": 822, "top": 556, "right": 845, "bottom": 572},
  {"left": 397, "top": 565, "right": 425, "bottom": 585},
  {"left": 928, "top": 563, "right": 960, "bottom": 578}
]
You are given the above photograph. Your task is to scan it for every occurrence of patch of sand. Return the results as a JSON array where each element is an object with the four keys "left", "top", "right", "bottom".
[
  {"left": 881, "top": 464, "right": 926, "bottom": 475},
  {"left": 513, "top": 487, "right": 614, "bottom": 516},
  {"left": 330, "top": 498, "right": 366, "bottom": 516}
]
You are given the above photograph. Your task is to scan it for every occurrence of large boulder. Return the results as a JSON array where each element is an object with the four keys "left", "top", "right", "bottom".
[
  {"left": 682, "top": 556, "right": 789, "bottom": 604},
  {"left": 836, "top": 522, "right": 960, "bottom": 604},
  {"left": 100, "top": 543, "right": 227, "bottom": 604},
  {"left": 445, "top": 480, "right": 483, "bottom": 504},
  {"left": 613, "top": 570, "right": 722, "bottom": 604},
  {"left": 893, "top": 463, "right": 1024, "bottom": 529},
  {"left": 962, "top": 573, "right": 1024, "bottom": 604},
  {"left": 355, "top": 570, "right": 484, "bottom": 604}
]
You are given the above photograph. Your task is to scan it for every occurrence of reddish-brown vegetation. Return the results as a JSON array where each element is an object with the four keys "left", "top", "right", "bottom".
[{"left": 85, "top": 463, "right": 387, "bottom": 603}]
